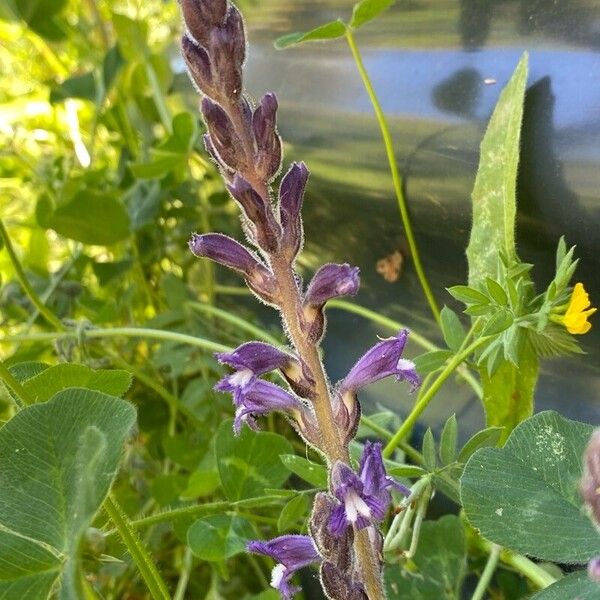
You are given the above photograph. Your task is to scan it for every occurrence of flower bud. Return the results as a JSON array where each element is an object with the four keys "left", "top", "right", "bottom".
[
  {"left": 180, "top": 0, "right": 227, "bottom": 47},
  {"left": 279, "top": 162, "right": 309, "bottom": 260},
  {"left": 188, "top": 233, "right": 277, "bottom": 303},
  {"left": 181, "top": 35, "right": 215, "bottom": 98},
  {"left": 253, "top": 93, "right": 282, "bottom": 181},
  {"left": 589, "top": 557, "right": 600, "bottom": 583},
  {"left": 320, "top": 562, "right": 368, "bottom": 600},
  {"left": 202, "top": 98, "right": 246, "bottom": 173},
  {"left": 227, "top": 174, "right": 281, "bottom": 253}
]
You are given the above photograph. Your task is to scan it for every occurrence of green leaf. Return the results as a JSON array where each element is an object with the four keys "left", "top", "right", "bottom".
[
  {"left": 0, "top": 389, "right": 136, "bottom": 598},
  {"left": 41, "top": 191, "right": 130, "bottom": 245},
  {"left": 439, "top": 414, "right": 457, "bottom": 465},
  {"left": 387, "top": 464, "right": 427, "bottom": 478},
  {"left": 457, "top": 427, "right": 503, "bottom": 463},
  {"left": 187, "top": 515, "right": 254, "bottom": 562},
  {"left": 440, "top": 307, "right": 466, "bottom": 351},
  {"left": 412, "top": 350, "right": 453, "bottom": 375},
  {"left": 485, "top": 277, "right": 508, "bottom": 305},
  {"left": 21, "top": 363, "right": 132, "bottom": 402},
  {"left": 274, "top": 20, "right": 346, "bottom": 49},
  {"left": 466, "top": 53, "right": 528, "bottom": 284},
  {"left": 215, "top": 420, "right": 293, "bottom": 501},
  {"left": 279, "top": 454, "right": 327, "bottom": 488},
  {"left": 447, "top": 285, "right": 489, "bottom": 305},
  {"left": 531, "top": 571, "right": 599, "bottom": 600},
  {"left": 461, "top": 411, "right": 598, "bottom": 563},
  {"left": 181, "top": 469, "right": 220, "bottom": 500},
  {"left": 481, "top": 309, "right": 513, "bottom": 337},
  {"left": 350, "top": 0, "right": 395, "bottom": 29},
  {"left": 385, "top": 515, "right": 467, "bottom": 599},
  {"left": 10, "top": 0, "right": 67, "bottom": 40},
  {"left": 422, "top": 428, "right": 436, "bottom": 471},
  {"left": 277, "top": 495, "right": 309, "bottom": 532},
  {"left": 50, "top": 72, "right": 98, "bottom": 103},
  {"left": 112, "top": 13, "right": 149, "bottom": 61}
]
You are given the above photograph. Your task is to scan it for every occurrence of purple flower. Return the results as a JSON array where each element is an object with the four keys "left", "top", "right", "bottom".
[
  {"left": 188, "top": 233, "right": 277, "bottom": 304},
  {"left": 216, "top": 341, "right": 295, "bottom": 376},
  {"left": 247, "top": 535, "right": 320, "bottom": 599},
  {"left": 253, "top": 93, "right": 282, "bottom": 181},
  {"left": 202, "top": 98, "right": 246, "bottom": 173},
  {"left": 340, "top": 329, "right": 420, "bottom": 395},
  {"left": 279, "top": 162, "right": 309, "bottom": 260},
  {"left": 329, "top": 441, "right": 409, "bottom": 536},
  {"left": 304, "top": 263, "right": 360, "bottom": 307},
  {"left": 215, "top": 377, "right": 305, "bottom": 434},
  {"left": 181, "top": 35, "right": 214, "bottom": 98},
  {"left": 588, "top": 557, "right": 600, "bottom": 583},
  {"left": 227, "top": 174, "right": 282, "bottom": 252}
]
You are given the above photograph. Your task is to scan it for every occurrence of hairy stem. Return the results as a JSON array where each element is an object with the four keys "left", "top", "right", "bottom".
[
  {"left": 344, "top": 28, "right": 441, "bottom": 327},
  {"left": 103, "top": 495, "right": 171, "bottom": 600}
]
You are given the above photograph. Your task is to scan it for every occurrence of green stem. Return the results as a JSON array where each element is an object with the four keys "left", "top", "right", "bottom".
[
  {"left": 360, "top": 414, "right": 424, "bottom": 464},
  {"left": 187, "top": 301, "right": 282, "bottom": 345},
  {"left": 344, "top": 28, "right": 441, "bottom": 327},
  {"left": 3, "top": 327, "right": 229, "bottom": 354},
  {"left": 0, "top": 219, "right": 65, "bottom": 331},
  {"left": 0, "top": 360, "right": 31, "bottom": 407},
  {"left": 383, "top": 337, "right": 488, "bottom": 457},
  {"left": 471, "top": 544, "right": 501, "bottom": 600},
  {"left": 144, "top": 62, "right": 172, "bottom": 133},
  {"left": 103, "top": 495, "right": 170, "bottom": 600},
  {"left": 173, "top": 547, "right": 193, "bottom": 600}
]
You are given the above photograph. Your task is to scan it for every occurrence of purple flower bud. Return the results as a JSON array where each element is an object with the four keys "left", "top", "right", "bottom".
[
  {"left": 582, "top": 430, "right": 600, "bottom": 525},
  {"left": 328, "top": 442, "right": 409, "bottom": 537},
  {"left": 588, "top": 556, "right": 600, "bottom": 583},
  {"left": 302, "top": 263, "right": 360, "bottom": 344},
  {"left": 202, "top": 98, "right": 246, "bottom": 173},
  {"left": 181, "top": 35, "right": 214, "bottom": 98},
  {"left": 253, "top": 93, "right": 282, "bottom": 181},
  {"left": 305, "top": 263, "right": 360, "bottom": 307},
  {"left": 188, "top": 233, "right": 277, "bottom": 304},
  {"left": 227, "top": 174, "right": 281, "bottom": 252},
  {"left": 180, "top": 0, "right": 227, "bottom": 47},
  {"left": 321, "top": 563, "right": 368, "bottom": 600},
  {"left": 279, "top": 162, "right": 309, "bottom": 259},
  {"left": 331, "top": 390, "right": 361, "bottom": 446},
  {"left": 340, "top": 330, "right": 420, "bottom": 396},
  {"left": 247, "top": 535, "right": 321, "bottom": 600},
  {"left": 215, "top": 377, "right": 305, "bottom": 434},
  {"left": 310, "top": 493, "right": 353, "bottom": 570}
]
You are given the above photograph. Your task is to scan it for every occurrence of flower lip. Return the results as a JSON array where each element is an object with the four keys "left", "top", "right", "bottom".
[{"left": 215, "top": 341, "right": 294, "bottom": 376}]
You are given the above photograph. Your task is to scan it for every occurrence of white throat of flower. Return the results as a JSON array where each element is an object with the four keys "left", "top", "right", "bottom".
[
  {"left": 270, "top": 563, "right": 286, "bottom": 589},
  {"left": 396, "top": 358, "right": 416, "bottom": 371},
  {"left": 344, "top": 489, "right": 372, "bottom": 523},
  {"left": 229, "top": 368, "right": 254, "bottom": 387}
]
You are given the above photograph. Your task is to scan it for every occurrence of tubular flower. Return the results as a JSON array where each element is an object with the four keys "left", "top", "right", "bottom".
[
  {"left": 561, "top": 282, "right": 596, "bottom": 334},
  {"left": 247, "top": 535, "right": 321, "bottom": 599},
  {"left": 328, "top": 441, "right": 409, "bottom": 536}
]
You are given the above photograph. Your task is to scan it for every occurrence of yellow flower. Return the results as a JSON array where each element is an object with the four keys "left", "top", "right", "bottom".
[{"left": 562, "top": 283, "right": 597, "bottom": 335}]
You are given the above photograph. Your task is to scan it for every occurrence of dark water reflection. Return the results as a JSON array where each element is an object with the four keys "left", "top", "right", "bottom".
[{"left": 229, "top": 0, "right": 600, "bottom": 436}]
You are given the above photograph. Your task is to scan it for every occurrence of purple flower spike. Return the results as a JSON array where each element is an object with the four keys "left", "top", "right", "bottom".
[
  {"left": 253, "top": 93, "right": 282, "bottom": 181},
  {"left": 180, "top": 0, "right": 227, "bottom": 47},
  {"left": 329, "top": 441, "right": 409, "bottom": 536},
  {"left": 279, "top": 162, "right": 309, "bottom": 259},
  {"left": 247, "top": 535, "right": 321, "bottom": 599},
  {"left": 340, "top": 329, "right": 420, "bottom": 395},
  {"left": 215, "top": 377, "right": 304, "bottom": 434},
  {"left": 305, "top": 263, "right": 360, "bottom": 308},
  {"left": 188, "top": 233, "right": 277, "bottom": 304},
  {"left": 227, "top": 174, "right": 281, "bottom": 252}
]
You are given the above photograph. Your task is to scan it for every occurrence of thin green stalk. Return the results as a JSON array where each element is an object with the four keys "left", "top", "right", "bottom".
[
  {"left": 144, "top": 62, "right": 172, "bottom": 133},
  {"left": 187, "top": 301, "right": 282, "bottom": 345},
  {"left": 0, "top": 219, "right": 65, "bottom": 331},
  {"left": 173, "top": 547, "right": 193, "bottom": 600},
  {"left": 344, "top": 28, "right": 441, "bottom": 327},
  {"left": 0, "top": 360, "right": 31, "bottom": 408},
  {"left": 3, "top": 327, "right": 229, "bottom": 354},
  {"left": 360, "top": 414, "right": 424, "bottom": 464},
  {"left": 103, "top": 495, "right": 170, "bottom": 600},
  {"left": 471, "top": 544, "right": 501, "bottom": 600},
  {"left": 384, "top": 337, "right": 488, "bottom": 457}
]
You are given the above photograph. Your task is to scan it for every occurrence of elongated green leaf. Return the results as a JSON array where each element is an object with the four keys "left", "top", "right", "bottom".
[
  {"left": 280, "top": 454, "right": 327, "bottom": 488},
  {"left": 21, "top": 364, "right": 132, "bottom": 402},
  {"left": 277, "top": 495, "right": 309, "bottom": 532},
  {"left": 274, "top": 20, "right": 346, "bottom": 49},
  {"left": 440, "top": 414, "right": 458, "bottom": 465},
  {"left": 215, "top": 420, "right": 293, "bottom": 501},
  {"left": 440, "top": 307, "right": 466, "bottom": 352},
  {"left": 464, "top": 53, "right": 538, "bottom": 438},
  {"left": 385, "top": 515, "right": 467, "bottom": 599},
  {"left": 457, "top": 426, "right": 503, "bottom": 463},
  {"left": 350, "top": 0, "right": 395, "bottom": 29},
  {"left": 531, "top": 571, "right": 598, "bottom": 599},
  {"left": 0, "top": 389, "right": 136, "bottom": 598},
  {"left": 461, "top": 411, "right": 598, "bottom": 563},
  {"left": 187, "top": 515, "right": 254, "bottom": 562}
]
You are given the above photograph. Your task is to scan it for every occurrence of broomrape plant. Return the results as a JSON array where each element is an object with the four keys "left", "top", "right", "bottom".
[{"left": 0, "top": 0, "right": 598, "bottom": 599}]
